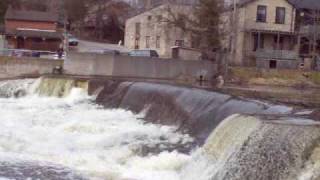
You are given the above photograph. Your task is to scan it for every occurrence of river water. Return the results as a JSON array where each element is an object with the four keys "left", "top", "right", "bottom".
[
  {"left": 0, "top": 80, "right": 194, "bottom": 180},
  {"left": 0, "top": 78, "right": 319, "bottom": 180}
]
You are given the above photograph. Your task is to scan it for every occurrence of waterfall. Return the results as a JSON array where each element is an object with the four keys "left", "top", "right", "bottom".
[
  {"left": 34, "top": 77, "right": 88, "bottom": 97},
  {"left": 0, "top": 79, "right": 36, "bottom": 98},
  {"left": 181, "top": 115, "right": 320, "bottom": 180},
  {"left": 0, "top": 77, "right": 89, "bottom": 98},
  {"left": 95, "top": 81, "right": 293, "bottom": 145},
  {"left": 0, "top": 77, "right": 318, "bottom": 180}
]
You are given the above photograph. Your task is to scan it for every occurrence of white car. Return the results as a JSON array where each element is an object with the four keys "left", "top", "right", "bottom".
[{"left": 68, "top": 34, "right": 79, "bottom": 46}]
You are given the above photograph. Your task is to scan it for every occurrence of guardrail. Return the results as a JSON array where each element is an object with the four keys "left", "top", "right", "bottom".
[
  {"left": 0, "top": 49, "right": 65, "bottom": 60},
  {"left": 244, "top": 20, "right": 294, "bottom": 33},
  {"left": 246, "top": 49, "right": 299, "bottom": 60},
  {"left": 299, "top": 25, "right": 320, "bottom": 36}
]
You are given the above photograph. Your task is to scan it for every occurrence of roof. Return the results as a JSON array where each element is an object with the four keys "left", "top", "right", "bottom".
[
  {"left": 5, "top": 7, "right": 59, "bottom": 23},
  {"left": 6, "top": 29, "right": 63, "bottom": 39},
  {"left": 234, "top": 0, "right": 320, "bottom": 10},
  {"left": 127, "top": 3, "right": 193, "bottom": 20},
  {"left": 288, "top": 0, "right": 320, "bottom": 10},
  {"left": 235, "top": 0, "right": 295, "bottom": 7}
]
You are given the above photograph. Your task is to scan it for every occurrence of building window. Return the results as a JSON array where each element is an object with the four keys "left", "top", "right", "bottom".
[
  {"left": 156, "top": 36, "right": 160, "bottom": 48},
  {"left": 175, "top": 40, "right": 184, "bottom": 47},
  {"left": 135, "top": 23, "right": 141, "bottom": 36},
  {"left": 275, "top": 7, "right": 285, "bottom": 24},
  {"left": 256, "top": 5, "right": 267, "bottom": 22},
  {"left": 146, "top": 36, "right": 150, "bottom": 48},
  {"left": 135, "top": 38, "right": 140, "bottom": 49}
]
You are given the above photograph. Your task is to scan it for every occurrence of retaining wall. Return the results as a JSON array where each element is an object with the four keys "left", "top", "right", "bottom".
[
  {"left": 0, "top": 55, "right": 63, "bottom": 78},
  {"left": 65, "top": 52, "right": 217, "bottom": 81}
]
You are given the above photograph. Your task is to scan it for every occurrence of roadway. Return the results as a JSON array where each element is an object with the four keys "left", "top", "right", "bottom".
[{"left": 74, "top": 40, "right": 129, "bottom": 53}]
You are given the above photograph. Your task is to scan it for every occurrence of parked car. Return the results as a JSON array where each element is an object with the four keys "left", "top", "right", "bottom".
[
  {"left": 128, "top": 49, "right": 159, "bottom": 58},
  {"left": 68, "top": 34, "right": 79, "bottom": 46}
]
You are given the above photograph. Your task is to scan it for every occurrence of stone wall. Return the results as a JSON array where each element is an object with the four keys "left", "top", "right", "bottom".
[
  {"left": 65, "top": 52, "right": 217, "bottom": 82},
  {"left": 0, "top": 55, "right": 63, "bottom": 78}
]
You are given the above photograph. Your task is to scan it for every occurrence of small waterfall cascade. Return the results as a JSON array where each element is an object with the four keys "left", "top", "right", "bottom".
[
  {"left": 34, "top": 77, "right": 89, "bottom": 97},
  {"left": 181, "top": 114, "right": 320, "bottom": 180},
  {"left": 0, "top": 79, "right": 36, "bottom": 98},
  {"left": 0, "top": 77, "right": 89, "bottom": 98}
]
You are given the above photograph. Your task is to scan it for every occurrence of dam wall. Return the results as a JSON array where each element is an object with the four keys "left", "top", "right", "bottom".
[
  {"left": 0, "top": 55, "right": 63, "bottom": 78},
  {"left": 2, "top": 77, "right": 320, "bottom": 180},
  {"left": 65, "top": 52, "right": 217, "bottom": 82},
  {"left": 90, "top": 79, "right": 293, "bottom": 144}
]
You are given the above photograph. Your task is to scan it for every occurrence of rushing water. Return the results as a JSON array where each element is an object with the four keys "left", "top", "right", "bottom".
[
  {"left": 0, "top": 79, "right": 195, "bottom": 180},
  {"left": 0, "top": 78, "right": 320, "bottom": 180}
]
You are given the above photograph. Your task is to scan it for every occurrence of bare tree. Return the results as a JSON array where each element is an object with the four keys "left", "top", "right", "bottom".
[{"left": 161, "top": 0, "right": 224, "bottom": 50}]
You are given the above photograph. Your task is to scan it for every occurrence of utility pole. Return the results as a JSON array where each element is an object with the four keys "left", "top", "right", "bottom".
[
  {"left": 64, "top": 9, "right": 69, "bottom": 55},
  {"left": 226, "top": 0, "right": 237, "bottom": 77},
  {"left": 312, "top": 9, "right": 319, "bottom": 69}
]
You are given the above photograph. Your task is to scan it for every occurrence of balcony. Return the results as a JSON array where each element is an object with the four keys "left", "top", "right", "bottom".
[
  {"left": 299, "top": 25, "right": 320, "bottom": 36},
  {"left": 244, "top": 19, "right": 294, "bottom": 34},
  {"left": 247, "top": 49, "right": 299, "bottom": 60}
]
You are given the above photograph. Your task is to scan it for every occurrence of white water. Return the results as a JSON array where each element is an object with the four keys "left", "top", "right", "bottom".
[
  {"left": 0, "top": 82, "right": 194, "bottom": 180},
  {"left": 2, "top": 79, "right": 319, "bottom": 180}
]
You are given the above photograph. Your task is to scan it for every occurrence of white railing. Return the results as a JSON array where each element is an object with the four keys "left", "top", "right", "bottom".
[
  {"left": 244, "top": 19, "right": 294, "bottom": 33},
  {"left": 246, "top": 49, "right": 299, "bottom": 60},
  {"left": 0, "top": 49, "right": 65, "bottom": 60},
  {"left": 299, "top": 25, "right": 320, "bottom": 35}
]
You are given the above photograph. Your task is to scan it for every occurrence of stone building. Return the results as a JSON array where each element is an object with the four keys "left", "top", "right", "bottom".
[
  {"left": 124, "top": 4, "right": 201, "bottom": 59},
  {"left": 4, "top": 7, "right": 63, "bottom": 52},
  {"left": 223, "top": 0, "right": 298, "bottom": 69}
]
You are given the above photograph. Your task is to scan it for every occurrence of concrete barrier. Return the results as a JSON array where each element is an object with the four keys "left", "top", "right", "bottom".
[
  {"left": 65, "top": 52, "right": 217, "bottom": 81},
  {"left": 0, "top": 55, "right": 63, "bottom": 78}
]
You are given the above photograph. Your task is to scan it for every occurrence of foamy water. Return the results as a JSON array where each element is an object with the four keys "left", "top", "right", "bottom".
[{"left": 0, "top": 87, "right": 194, "bottom": 180}]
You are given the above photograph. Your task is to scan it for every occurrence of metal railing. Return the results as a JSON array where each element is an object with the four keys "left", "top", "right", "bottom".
[
  {"left": 0, "top": 49, "right": 65, "bottom": 60},
  {"left": 244, "top": 19, "right": 294, "bottom": 33},
  {"left": 299, "top": 25, "right": 320, "bottom": 35},
  {"left": 246, "top": 49, "right": 299, "bottom": 60}
]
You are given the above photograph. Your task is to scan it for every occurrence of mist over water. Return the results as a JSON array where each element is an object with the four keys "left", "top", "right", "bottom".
[{"left": 0, "top": 81, "right": 194, "bottom": 180}]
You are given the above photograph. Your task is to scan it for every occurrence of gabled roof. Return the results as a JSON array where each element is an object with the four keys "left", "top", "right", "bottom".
[
  {"left": 5, "top": 29, "right": 63, "bottom": 39},
  {"left": 236, "top": 0, "right": 295, "bottom": 7},
  {"left": 234, "top": 0, "right": 320, "bottom": 10},
  {"left": 288, "top": 0, "right": 320, "bottom": 10},
  {"left": 5, "top": 7, "right": 59, "bottom": 23}
]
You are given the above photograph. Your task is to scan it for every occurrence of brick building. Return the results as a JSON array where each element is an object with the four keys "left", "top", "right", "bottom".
[{"left": 4, "top": 7, "right": 63, "bottom": 52}]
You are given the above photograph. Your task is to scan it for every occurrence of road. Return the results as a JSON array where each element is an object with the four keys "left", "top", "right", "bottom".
[{"left": 74, "top": 40, "right": 129, "bottom": 53}]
